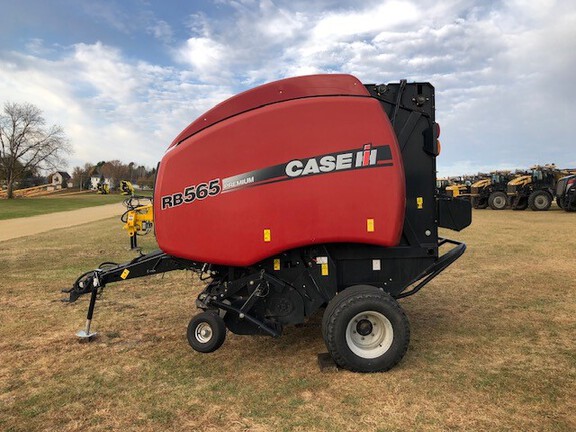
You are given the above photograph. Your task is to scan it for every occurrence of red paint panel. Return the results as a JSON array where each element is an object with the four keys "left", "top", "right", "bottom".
[
  {"left": 169, "top": 74, "right": 369, "bottom": 149},
  {"left": 155, "top": 95, "right": 405, "bottom": 266}
]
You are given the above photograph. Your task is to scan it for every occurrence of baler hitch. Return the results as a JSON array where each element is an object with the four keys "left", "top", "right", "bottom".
[{"left": 62, "top": 250, "right": 202, "bottom": 340}]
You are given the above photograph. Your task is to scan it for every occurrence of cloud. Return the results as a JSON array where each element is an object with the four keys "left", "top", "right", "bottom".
[
  {"left": 147, "top": 20, "right": 174, "bottom": 43},
  {"left": 0, "top": 42, "right": 233, "bottom": 169},
  {"left": 177, "top": 37, "right": 228, "bottom": 83},
  {"left": 169, "top": 0, "right": 576, "bottom": 174}
]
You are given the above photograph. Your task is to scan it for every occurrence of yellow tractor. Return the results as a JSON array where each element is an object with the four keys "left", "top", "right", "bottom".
[
  {"left": 445, "top": 175, "right": 481, "bottom": 200},
  {"left": 470, "top": 171, "right": 515, "bottom": 210},
  {"left": 507, "top": 164, "right": 570, "bottom": 211},
  {"left": 120, "top": 180, "right": 135, "bottom": 195},
  {"left": 96, "top": 183, "right": 110, "bottom": 194}
]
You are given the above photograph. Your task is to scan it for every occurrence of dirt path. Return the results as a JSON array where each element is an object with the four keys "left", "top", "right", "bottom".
[{"left": 0, "top": 202, "right": 125, "bottom": 242}]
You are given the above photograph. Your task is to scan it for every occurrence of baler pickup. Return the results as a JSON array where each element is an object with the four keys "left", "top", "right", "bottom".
[{"left": 64, "top": 74, "right": 471, "bottom": 372}]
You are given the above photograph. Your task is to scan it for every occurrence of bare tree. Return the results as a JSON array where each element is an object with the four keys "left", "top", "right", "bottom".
[
  {"left": 100, "top": 160, "right": 129, "bottom": 189},
  {"left": 0, "top": 102, "right": 71, "bottom": 198}
]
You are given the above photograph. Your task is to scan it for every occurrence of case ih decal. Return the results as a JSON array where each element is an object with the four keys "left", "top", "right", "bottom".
[{"left": 161, "top": 143, "right": 392, "bottom": 210}]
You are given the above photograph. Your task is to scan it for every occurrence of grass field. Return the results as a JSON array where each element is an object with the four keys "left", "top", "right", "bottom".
[
  {"left": 0, "top": 209, "right": 575, "bottom": 431},
  {"left": 0, "top": 193, "right": 128, "bottom": 220}
]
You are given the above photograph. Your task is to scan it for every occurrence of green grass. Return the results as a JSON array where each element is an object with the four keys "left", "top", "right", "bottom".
[
  {"left": 0, "top": 194, "right": 128, "bottom": 220},
  {"left": 0, "top": 209, "right": 575, "bottom": 431}
]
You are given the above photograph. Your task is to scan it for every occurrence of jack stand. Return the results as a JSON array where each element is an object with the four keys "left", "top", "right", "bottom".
[
  {"left": 76, "top": 284, "right": 99, "bottom": 341},
  {"left": 130, "top": 234, "right": 137, "bottom": 250}
]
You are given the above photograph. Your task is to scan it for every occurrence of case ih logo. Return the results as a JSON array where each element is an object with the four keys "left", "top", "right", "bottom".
[
  {"left": 286, "top": 144, "right": 378, "bottom": 178},
  {"left": 161, "top": 144, "right": 392, "bottom": 210}
]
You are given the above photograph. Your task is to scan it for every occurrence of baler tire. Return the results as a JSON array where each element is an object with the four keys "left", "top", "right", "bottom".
[
  {"left": 187, "top": 312, "right": 226, "bottom": 353},
  {"left": 528, "top": 190, "right": 552, "bottom": 211},
  {"left": 556, "top": 197, "right": 565, "bottom": 209},
  {"left": 322, "top": 285, "right": 409, "bottom": 372},
  {"left": 321, "top": 285, "right": 380, "bottom": 341},
  {"left": 488, "top": 192, "right": 508, "bottom": 210}
]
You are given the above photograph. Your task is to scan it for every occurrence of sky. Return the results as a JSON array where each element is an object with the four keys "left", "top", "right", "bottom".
[{"left": 1, "top": 0, "right": 575, "bottom": 177}]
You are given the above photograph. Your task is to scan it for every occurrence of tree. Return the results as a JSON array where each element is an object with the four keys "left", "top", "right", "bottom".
[
  {"left": 71, "top": 163, "right": 94, "bottom": 190},
  {"left": 100, "top": 160, "right": 129, "bottom": 188},
  {"left": 0, "top": 102, "right": 71, "bottom": 198}
]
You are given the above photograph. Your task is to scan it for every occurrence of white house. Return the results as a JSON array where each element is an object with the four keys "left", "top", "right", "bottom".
[{"left": 49, "top": 171, "right": 72, "bottom": 189}]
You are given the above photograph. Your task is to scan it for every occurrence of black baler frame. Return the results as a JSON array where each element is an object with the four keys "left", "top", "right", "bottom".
[{"left": 64, "top": 237, "right": 465, "bottom": 339}]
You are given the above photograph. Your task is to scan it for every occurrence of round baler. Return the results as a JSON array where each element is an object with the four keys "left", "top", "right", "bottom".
[{"left": 64, "top": 74, "right": 471, "bottom": 372}]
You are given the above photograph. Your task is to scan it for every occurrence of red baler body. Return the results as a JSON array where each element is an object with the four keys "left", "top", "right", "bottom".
[
  {"left": 154, "top": 75, "right": 406, "bottom": 266},
  {"left": 66, "top": 75, "right": 470, "bottom": 373}
]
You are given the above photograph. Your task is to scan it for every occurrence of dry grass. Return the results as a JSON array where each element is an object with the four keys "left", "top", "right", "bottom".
[{"left": 0, "top": 208, "right": 575, "bottom": 431}]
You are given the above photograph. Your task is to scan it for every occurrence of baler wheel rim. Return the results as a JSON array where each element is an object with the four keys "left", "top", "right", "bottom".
[
  {"left": 187, "top": 312, "right": 226, "bottom": 353},
  {"left": 195, "top": 322, "right": 213, "bottom": 343},
  {"left": 345, "top": 311, "right": 394, "bottom": 359}
]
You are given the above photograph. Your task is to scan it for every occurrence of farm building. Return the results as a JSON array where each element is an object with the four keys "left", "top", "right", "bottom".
[{"left": 49, "top": 171, "right": 72, "bottom": 189}]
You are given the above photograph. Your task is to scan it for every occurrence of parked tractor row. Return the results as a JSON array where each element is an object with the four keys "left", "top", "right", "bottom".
[{"left": 438, "top": 164, "right": 576, "bottom": 211}]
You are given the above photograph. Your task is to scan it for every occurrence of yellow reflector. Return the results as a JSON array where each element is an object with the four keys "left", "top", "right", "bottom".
[{"left": 367, "top": 218, "right": 375, "bottom": 232}]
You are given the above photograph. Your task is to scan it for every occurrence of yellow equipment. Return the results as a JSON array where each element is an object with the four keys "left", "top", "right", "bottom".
[
  {"left": 120, "top": 180, "right": 135, "bottom": 195},
  {"left": 97, "top": 183, "right": 110, "bottom": 194},
  {"left": 445, "top": 175, "right": 480, "bottom": 199},
  {"left": 121, "top": 196, "right": 154, "bottom": 249},
  {"left": 469, "top": 171, "right": 514, "bottom": 209},
  {"left": 507, "top": 164, "right": 571, "bottom": 210},
  {"left": 507, "top": 173, "right": 531, "bottom": 188},
  {"left": 445, "top": 184, "right": 468, "bottom": 198}
]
